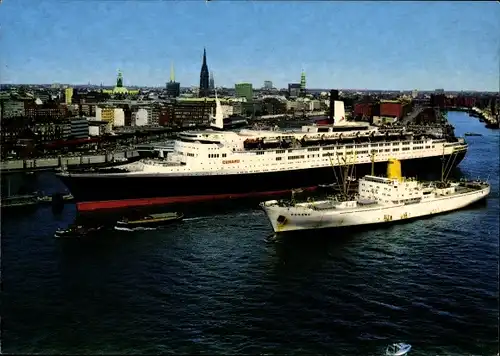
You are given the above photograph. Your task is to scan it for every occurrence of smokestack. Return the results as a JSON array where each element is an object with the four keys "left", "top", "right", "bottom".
[{"left": 329, "top": 90, "right": 339, "bottom": 121}]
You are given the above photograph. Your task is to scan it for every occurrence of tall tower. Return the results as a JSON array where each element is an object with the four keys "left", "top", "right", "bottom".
[
  {"left": 116, "top": 70, "right": 123, "bottom": 88},
  {"left": 300, "top": 70, "right": 306, "bottom": 97},
  {"left": 209, "top": 71, "right": 215, "bottom": 91},
  {"left": 170, "top": 62, "right": 175, "bottom": 82},
  {"left": 166, "top": 62, "right": 180, "bottom": 98},
  {"left": 199, "top": 48, "right": 210, "bottom": 98}
]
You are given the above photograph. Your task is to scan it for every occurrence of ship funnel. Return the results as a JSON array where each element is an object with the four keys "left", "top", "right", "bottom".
[
  {"left": 328, "top": 89, "right": 339, "bottom": 122},
  {"left": 387, "top": 158, "right": 402, "bottom": 181},
  {"left": 328, "top": 90, "right": 345, "bottom": 126},
  {"left": 333, "top": 100, "right": 346, "bottom": 126}
]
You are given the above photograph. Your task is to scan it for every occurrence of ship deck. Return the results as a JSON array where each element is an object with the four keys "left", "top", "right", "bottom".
[
  {"left": 272, "top": 182, "right": 488, "bottom": 212},
  {"left": 454, "top": 183, "right": 489, "bottom": 194}
]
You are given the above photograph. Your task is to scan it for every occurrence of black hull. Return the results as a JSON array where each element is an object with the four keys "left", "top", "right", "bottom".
[{"left": 57, "top": 151, "right": 467, "bottom": 211}]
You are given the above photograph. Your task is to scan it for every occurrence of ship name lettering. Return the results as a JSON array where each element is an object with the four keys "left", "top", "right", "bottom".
[{"left": 223, "top": 159, "right": 240, "bottom": 164}]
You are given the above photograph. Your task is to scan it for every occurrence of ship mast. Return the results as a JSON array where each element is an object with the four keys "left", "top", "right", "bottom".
[
  {"left": 329, "top": 151, "right": 356, "bottom": 199},
  {"left": 441, "top": 145, "right": 445, "bottom": 182},
  {"left": 370, "top": 150, "right": 376, "bottom": 176},
  {"left": 440, "top": 145, "right": 460, "bottom": 184}
]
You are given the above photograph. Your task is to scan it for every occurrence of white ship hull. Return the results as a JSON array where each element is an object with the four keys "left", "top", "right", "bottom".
[{"left": 261, "top": 184, "right": 490, "bottom": 233}]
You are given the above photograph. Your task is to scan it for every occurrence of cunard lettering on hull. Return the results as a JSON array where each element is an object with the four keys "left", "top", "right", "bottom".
[{"left": 56, "top": 97, "right": 469, "bottom": 211}]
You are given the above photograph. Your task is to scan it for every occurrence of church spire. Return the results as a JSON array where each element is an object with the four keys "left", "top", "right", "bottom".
[
  {"left": 199, "top": 47, "right": 209, "bottom": 98},
  {"left": 116, "top": 69, "right": 123, "bottom": 88}
]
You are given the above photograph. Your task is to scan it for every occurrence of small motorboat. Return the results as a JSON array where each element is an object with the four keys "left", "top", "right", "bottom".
[
  {"left": 38, "top": 193, "right": 74, "bottom": 203},
  {"left": 464, "top": 132, "right": 482, "bottom": 136},
  {"left": 54, "top": 225, "right": 104, "bottom": 238},
  {"left": 385, "top": 343, "right": 412, "bottom": 356},
  {"left": 115, "top": 212, "right": 184, "bottom": 230}
]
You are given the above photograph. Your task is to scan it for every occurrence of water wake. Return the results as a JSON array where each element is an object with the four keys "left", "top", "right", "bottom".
[{"left": 113, "top": 226, "right": 157, "bottom": 232}]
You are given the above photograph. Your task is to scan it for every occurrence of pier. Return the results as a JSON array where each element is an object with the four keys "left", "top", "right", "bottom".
[
  {"left": 0, "top": 150, "right": 139, "bottom": 174},
  {"left": 469, "top": 107, "right": 500, "bottom": 128}
]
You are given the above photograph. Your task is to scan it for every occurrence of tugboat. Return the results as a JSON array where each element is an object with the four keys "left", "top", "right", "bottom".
[
  {"left": 1, "top": 179, "right": 39, "bottom": 209},
  {"left": 38, "top": 193, "right": 74, "bottom": 204},
  {"left": 54, "top": 224, "right": 104, "bottom": 238},
  {"left": 464, "top": 132, "right": 482, "bottom": 137},
  {"left": 114, "top": 212, "right": 184, "bottom": 230},
  {"left": 1, "top": 194, "right": 39, "bottom": 209}
]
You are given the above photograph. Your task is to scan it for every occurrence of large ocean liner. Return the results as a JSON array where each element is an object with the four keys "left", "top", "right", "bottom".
[{"left": 57, "top": 93, "right": 468, "bottom": 212}]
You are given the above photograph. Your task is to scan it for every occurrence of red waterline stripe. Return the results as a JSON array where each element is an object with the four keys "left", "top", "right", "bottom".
[{"left": 76, "top": 186, "right": 318, "bottom": 212}]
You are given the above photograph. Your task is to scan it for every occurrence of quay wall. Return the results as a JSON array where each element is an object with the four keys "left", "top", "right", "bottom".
[{"left": 0, "top": 150, "right": 139, "bottom": 173}]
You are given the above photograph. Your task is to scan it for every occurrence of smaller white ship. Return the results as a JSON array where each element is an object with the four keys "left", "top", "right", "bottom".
[
  {"left": 260, "top": 158, "right": 490, "bottom": 233},
  {"left": 385, "top": 343, "right": 412, "bottom": 356}
]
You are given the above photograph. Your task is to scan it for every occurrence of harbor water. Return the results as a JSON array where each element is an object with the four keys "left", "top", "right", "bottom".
[{"left": 2, "top": 111, "right": 498, "bottom": 355}]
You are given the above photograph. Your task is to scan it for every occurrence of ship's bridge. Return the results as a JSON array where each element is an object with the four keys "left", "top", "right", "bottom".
[
  {"left": 176, "top": 130, "right": 245, "bottom": 153},
  {"left": 301, "top": 122, "right": 372, "bottom": 134},
  {"left": 179, "top": 130, "right": 241, "bottom": 142},
  {"left": 359, "top": 175, "right": 423, "bottom": 205}
]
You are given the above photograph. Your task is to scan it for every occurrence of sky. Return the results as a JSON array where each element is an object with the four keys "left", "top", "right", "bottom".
[{"left": 0, "top": 0, "right": 499, "bottom": 91}]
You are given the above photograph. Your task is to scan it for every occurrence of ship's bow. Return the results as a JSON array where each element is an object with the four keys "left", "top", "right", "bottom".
[{"left": 260, "top": 201, "right": 296, "bottom": 233}]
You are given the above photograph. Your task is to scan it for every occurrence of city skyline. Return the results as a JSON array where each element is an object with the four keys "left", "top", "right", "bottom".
[{"left": 1, "top": 1, "right": 499, "bottom": 91}]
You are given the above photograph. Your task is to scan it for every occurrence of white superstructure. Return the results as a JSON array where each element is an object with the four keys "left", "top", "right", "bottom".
[
  {"left": 108, "top": 96, "right": 467, "bottom": 177},
  {"left": 260, "top": 159, "right": 490, "bottom": 233}
]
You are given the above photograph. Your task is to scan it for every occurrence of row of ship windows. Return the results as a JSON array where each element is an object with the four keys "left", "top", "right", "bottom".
[
  {"left": 361, "top": 189, "right": 416, "bottom": 197},
  {"left": 299, "top": 141, "right": 427, "bottom": 151},
  {"left": 271, "top": 144, "right": 435, "bottom": 154},
  {"left": 206, "top": 143, "right": 438, "bottom": 161},
  {"left": 381, "top": 192, "right": 415, "bottom": 196},
  {"left": 205, "top": 145, "right": 435, "bottom": 159},
  {"left": 208, "top": 145, "right": 436, "bottom": 161},
  {"left": 364, "top": 184, "right": 418, "bottom": 191},
  {"left": 307, "top": 140, "right": 425, "bottom": 150}
]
